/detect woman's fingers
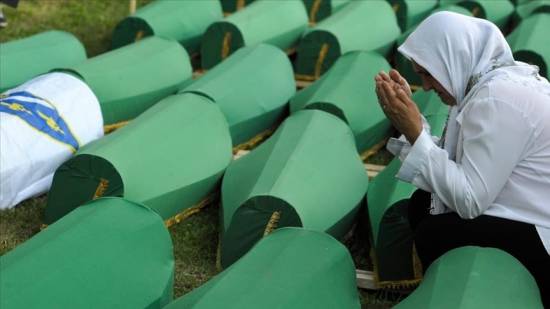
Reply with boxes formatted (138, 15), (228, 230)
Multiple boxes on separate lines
(376, 82), (388, 105)
(380, 71), (391, 82)
(395, 88), (413, 110)
(381, 81), (396, 98)
(390, 69), (412, 96)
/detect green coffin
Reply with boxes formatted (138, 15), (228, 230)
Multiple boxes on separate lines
(366, 90), (448, 288)
(294, 0), (400, 80)
(513, 1), (550, 25)
(220, 110), (369, 267)
(221, 0), (255, 14)
(512, 0), (533, 5)
(439, 0), (464, 5)
(166, 228), (360, 309)
(201, 0), (308, 69)
(396, 5), (473, 88)
(388, 0), (438, 32)
(44, 93), (232, 224)
(290, 51), (392, 153)
(302, 0), (351, 24)
(61, 36), (192, 125)
(112, 0), (222, 54)
(395, 247), (544, 308)
(0, 30), (86, 93)
(1, 197), (174, 309)
(181, 44), (295, 146)
(456, 0), (514, 28)
(507, 13), (550, 78)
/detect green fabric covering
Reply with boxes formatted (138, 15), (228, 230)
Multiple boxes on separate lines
(388, 0), (438, 32)
(220, 110), (369, 267)
(513, 0), (550, 24)
(181, 44), (295, 145)
(439, 0), (464, 5)
(44, 93), (232, 224)
(395, 5), (473, 88)
(166, 228), (361, 309)
(302, 0), (351, 24)
(395, 247), (544, 308)
(294, 0), (400, 80)
(220, 0), (256, 13)
(0, 30), (86, 93)
(290, 51), (392, 152)
(112, 0), (222, 54)
(366, 90), (448, 287)
(201, 0), (308, 69)
(512, 0), (534, 5)
(61, 36), (192, 125)
(507, 13), (550, 78)
(457, 0), (514, 28)
(1, 197), (174, 309)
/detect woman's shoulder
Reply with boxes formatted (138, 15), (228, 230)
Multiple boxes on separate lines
(464, 74), (550, 131)
(470, 73), (550, 107)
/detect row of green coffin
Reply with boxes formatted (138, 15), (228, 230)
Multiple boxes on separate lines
(111, 0), (222, 54)
(1, 198), (361, 308)
(293, 0), (520, 79)
(201, 0), (308, 69)
(222, 0), (452, 31)
(5, 0), (538, 106)
(2, 197), (542, 308)
(1, 33), (193, 125)
(110, 0), (436, 77)
(177, 246), (544, 308)
(204, 0), (402, 76)
(5, 0), (543, 94)
(221, 0), (351, 24)
(43, 43), (295, 225)
(44, 50), (395, 271)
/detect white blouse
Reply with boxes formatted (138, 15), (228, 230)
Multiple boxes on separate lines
(390, 76), (550, 255)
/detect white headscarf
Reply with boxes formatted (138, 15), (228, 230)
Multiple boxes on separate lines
(397, 11), (546, 213)
(398, 11), (515, 105)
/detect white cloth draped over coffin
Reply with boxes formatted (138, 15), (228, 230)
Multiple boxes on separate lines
(0, 72), (103, 209)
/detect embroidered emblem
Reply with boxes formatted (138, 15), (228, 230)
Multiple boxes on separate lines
(0, 91), (80, 152)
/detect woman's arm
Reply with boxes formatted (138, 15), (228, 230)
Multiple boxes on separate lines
(398, 92), (534, 218)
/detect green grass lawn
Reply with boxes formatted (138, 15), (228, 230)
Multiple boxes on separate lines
(0, 1), (399, 307)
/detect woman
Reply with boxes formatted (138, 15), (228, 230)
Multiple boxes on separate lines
(375, 12), (550, 306)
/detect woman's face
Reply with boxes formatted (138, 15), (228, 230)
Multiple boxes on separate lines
(412, 61), (457, 106)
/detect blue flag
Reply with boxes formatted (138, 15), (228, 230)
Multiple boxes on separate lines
(0, 91), (80, 152)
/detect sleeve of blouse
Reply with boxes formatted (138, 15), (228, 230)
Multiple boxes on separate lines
(396, 92), (534, 219)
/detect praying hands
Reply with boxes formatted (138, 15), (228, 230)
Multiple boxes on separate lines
(374, 69), (422, 144)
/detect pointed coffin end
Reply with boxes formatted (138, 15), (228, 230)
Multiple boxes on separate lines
(220, 195), (302, 269)
(44, 153), (123, 225)
(201, 22), (245, 70)
(295, 30), (341, 80)
(111, 17), (154, 50)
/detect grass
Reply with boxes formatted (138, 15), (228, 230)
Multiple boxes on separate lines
(0, 0), (399, 307)
(0, 0), (153, 56)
